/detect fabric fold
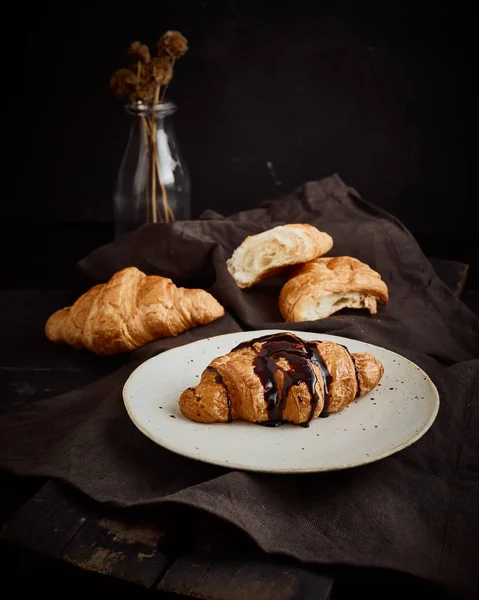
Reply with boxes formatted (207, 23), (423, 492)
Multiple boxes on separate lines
(1, 175), (478, 598)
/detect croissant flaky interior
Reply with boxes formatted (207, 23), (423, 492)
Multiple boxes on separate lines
(279, 256), (389, 322)
(45, 267), (224, 355)
(226, 224), (333, 289)
(179, 332), (384, 426)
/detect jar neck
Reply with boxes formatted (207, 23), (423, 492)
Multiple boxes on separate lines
(125, 101), (176, 119)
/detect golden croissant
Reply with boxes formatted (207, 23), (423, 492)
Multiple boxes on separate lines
(179, 332), (383, 426)
(279, 256), (389, 322)
(226, 224), (333, 289)
(45, 267), (225, 355)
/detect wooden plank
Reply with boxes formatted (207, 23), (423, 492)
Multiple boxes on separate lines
(158, 552), (214, 595)
(61, 515), (169, 588)
(1, 446), (334, 597)
(157, 552), (334, 600)
(0, 480), (88, 557)
(1, 480), (170, 589)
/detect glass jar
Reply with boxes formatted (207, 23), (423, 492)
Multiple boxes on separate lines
(113, 101), (191, 238)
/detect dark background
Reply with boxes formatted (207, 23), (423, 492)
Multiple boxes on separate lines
(1, 4), (477, 596)
(4, 0), (476, 289)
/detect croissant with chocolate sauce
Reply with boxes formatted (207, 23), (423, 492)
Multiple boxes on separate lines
(179, 333), (384, 426)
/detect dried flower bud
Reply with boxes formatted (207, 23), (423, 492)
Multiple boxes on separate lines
(133, 61), (153, 103)
(152, 56), (173, 85)
(111, 30), (187, 106)
(157, 30), (188, 59)
(136, 81), (155, 104)
(109, 68), (137, 99)
(128, 40), (151, 63)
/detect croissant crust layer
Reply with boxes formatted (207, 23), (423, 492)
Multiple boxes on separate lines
(226, 224), (333, 289)
(279, 256), (389, 321)
(45, 267), (225, 355)
(179, 333), (384, 425)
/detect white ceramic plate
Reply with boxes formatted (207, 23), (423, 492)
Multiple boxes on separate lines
(123, 330), (439, 473)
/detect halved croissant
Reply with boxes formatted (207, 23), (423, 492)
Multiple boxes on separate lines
(179, 332), (383, 425)
(45, 267), (224, 355)
(279, 256), (389, 322)
(226, 224), (333, 289)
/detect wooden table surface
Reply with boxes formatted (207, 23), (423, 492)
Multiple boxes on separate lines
(0, 258), (470, 600)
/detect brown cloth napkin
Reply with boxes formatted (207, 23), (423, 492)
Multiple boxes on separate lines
(1, 175), (478, 598)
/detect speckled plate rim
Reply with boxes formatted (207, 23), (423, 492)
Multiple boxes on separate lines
(123, 329), (440, 473)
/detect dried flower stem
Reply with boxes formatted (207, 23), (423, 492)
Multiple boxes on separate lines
(153, 80), (162, 107)
(153, 142), (173, 223)
(167, 196), (175, 221)
(111, 32), (187, 226)
(150, 131), (157, 223)
(143, 119), (153, 220)
(160, 58), (175, 102)
(145, 160), (150, 223)
(136, 119), (150, 215)
(143, 111), (174, 223)
(149, 79), (161, 223)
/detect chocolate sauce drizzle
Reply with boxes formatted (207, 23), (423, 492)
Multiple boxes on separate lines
(232, 333), (333, 427)
(207, 366), (232, 422)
